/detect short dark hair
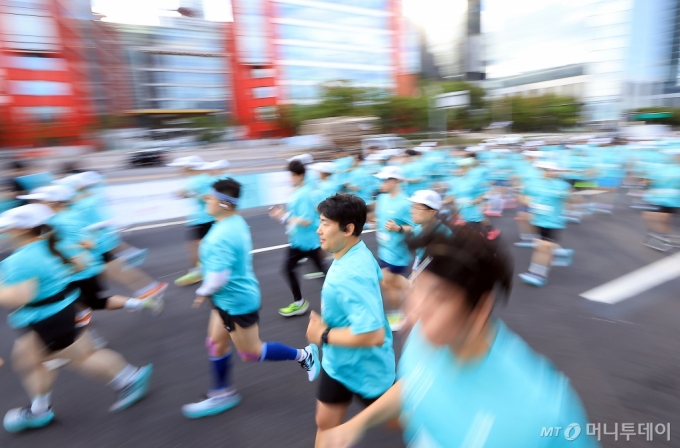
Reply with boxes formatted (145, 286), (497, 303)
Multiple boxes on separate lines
(212, 178), (242, 205)
(408, 224), (513, 309)
(318, 193), (366, 237)
(405, 149), (419, 156)
(356, 154), (365, 162)
(288, 160), (306, 176)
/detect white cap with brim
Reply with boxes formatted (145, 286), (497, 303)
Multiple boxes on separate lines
(534, 161), (563, 171)
(375, 166), (404, 180)
(408, 190), (442, 211)
(286, 153), (314, 165)
(465, 146), (484, 153)
(167, 155), (204, 167)
(309, 162), (335, 174)
(197, 160), (230, 171)
(366, 153), (389, 162)
(0, 204), (55, 230)
(17, 185), (77, 202)
(521, 150), (543, 158)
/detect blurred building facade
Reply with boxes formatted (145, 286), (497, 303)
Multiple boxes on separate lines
(115, 15), (231, 129)
(483, 0), (680, 123)
(0, 0), (98, 147)
(228, 0), (420, 138)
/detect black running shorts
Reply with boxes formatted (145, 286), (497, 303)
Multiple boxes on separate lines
(317, 368), (383, 407)
(216, 307), (259, 333)
(71, 276), (110, 310)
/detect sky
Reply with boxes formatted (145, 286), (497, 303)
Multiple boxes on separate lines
(92, 0), (454, 43)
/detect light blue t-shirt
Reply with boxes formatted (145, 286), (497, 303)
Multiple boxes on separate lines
(321, 240), (395, 398)
(375, 193), (414, 267)
(71, 193), (121, 255)
(2, 240), (78, 329)
(199, 215), (261, 315)
(447, 173), (488, 223)
(399, 321), (599, 448)
(643, 164), (680, 208)
(312, 178), (341, 207)
(49, 207), (105, 280)
(402, 160), (429, 196)
(525, 177), (571, 229)
(286, 183), (321, 251)
(185, 174), (215, 226)
(346, 166), (377, 204)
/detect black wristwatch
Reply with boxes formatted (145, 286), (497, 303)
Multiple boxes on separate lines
(398, 225), (404, 234)
(321, 327), (331, 345)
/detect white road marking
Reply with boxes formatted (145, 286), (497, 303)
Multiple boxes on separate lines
(580, 252), (680, 304)
(122, 221), (377, 254)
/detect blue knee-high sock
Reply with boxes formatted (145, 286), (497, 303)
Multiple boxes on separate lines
(259, 342), (300, 362)
(209, 352), (232, 393)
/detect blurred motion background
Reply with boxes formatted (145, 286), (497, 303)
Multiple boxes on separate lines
(1, 0), (680, 154)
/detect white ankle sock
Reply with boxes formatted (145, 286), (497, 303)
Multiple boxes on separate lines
(109, 364), (138, 391)
(529, 263), (549, 277)
(123, 298), (144, 311)
(294, 299), (305, 307)
(296, 349), (306, 362)
(31, 392), (51, 414)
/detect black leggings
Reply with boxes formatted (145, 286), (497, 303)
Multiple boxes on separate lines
(281, 247), (326, 302)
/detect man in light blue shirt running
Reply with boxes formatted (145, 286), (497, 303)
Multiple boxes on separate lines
(307, 193), (395, 447)
(317, 225), (599, 448)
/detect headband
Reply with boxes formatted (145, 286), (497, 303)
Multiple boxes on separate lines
(211, 189), (239, 205)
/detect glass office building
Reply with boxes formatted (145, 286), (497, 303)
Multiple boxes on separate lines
(119, 17), (230, 116)
(229, 0), (418, 137)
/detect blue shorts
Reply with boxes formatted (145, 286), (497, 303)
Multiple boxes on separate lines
(378, 259), (409, 276)
(493, 179), (511, 187)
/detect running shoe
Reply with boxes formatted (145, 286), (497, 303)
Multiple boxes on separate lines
(140, 285), (167, 317)
(387, 312), (406, 332)
(551, 249), (574, 267)
(278, 300), (309, 317)
(121, 248), (148, 271)
(138, 282), (168, 300)
(75, 309), (92, 328)
(182, 392), (242, 419)
(519, 272), (548, 287)
(299, 343), (320, 381)
(174, 270), (202, 287)
(303, 272), (325, 280)
(3, 407), (54, 433)
(110, 364), (153, 412)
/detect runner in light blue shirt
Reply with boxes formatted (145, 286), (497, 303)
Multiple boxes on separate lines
(374, 165), (414, 332)
(0, 203), (154, 434)
(307, 193), (395, 446)
(316, 225), (598, 448)
(184, 177), (320, 420)
(446, 157), (489, 225)
(518, 163), (574, 288)
(269, 160), (327, 317)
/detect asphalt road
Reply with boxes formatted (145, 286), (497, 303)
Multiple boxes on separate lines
(0, 200), (679, 448)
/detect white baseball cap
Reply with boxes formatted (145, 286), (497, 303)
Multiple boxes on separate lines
(375, 166), (404, 180)
(309, 162), (335, 174)
(456, 157), (477, 167)
(0, 203), (55, 229)
(167, 155), (204, 167)
(534, 161), (563, 171)
(286, 153), (314, 165)
(57, 171), (103, 189)
(408, 190), (442, 211)
(198, 160), (230, 171)
(17, 184), (77, 202)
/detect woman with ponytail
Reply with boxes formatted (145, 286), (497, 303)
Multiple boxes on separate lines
(0, 204), (153, 433)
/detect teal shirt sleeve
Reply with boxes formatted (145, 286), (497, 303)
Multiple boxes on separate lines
(202, 231), (235, 274)
(343, 276), (386, 335)
(287, 185), (321, 251)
